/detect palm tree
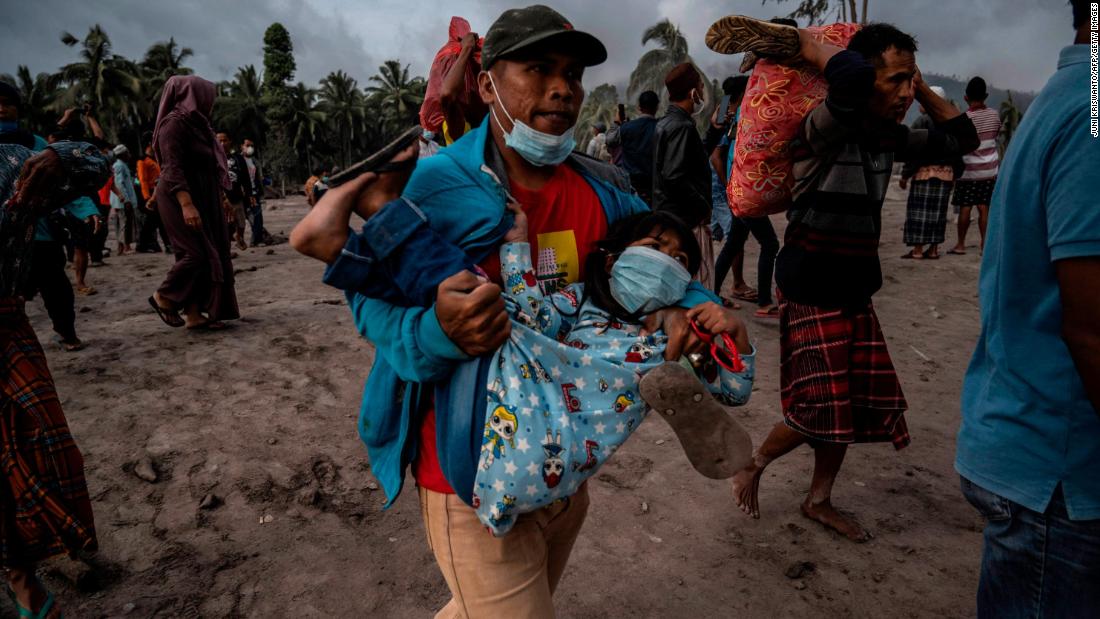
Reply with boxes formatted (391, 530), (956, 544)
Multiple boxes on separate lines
(627, 20), (690, 101)
(627, 20), (715, 129)
(318, 70), (366, 167)
(366, 60), (426, 140)
(143, 38), (194, 79)
(214, 65), (268, 145)
(765, 0), (870, 25)
(574, 84), (620, 151)
(998, 91), (1023, 157)
(286, 82), (326, 171)
(0, 66), (60, 135)
(55, 25), (141, 139)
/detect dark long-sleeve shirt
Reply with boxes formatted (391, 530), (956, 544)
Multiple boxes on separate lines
(652, 105), (712, 228)
(607, 114), (658, 181)
(776, 51), (979, 308)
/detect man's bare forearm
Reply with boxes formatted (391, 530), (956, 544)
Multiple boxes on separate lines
(289, 190), (353, 264)
(1056, 257), (1100, 418)
(798, 29), (845, 73)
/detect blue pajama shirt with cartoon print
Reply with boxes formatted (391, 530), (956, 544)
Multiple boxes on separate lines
(475, 242), (756, 535)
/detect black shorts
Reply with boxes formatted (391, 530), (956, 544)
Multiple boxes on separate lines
(65, 213), (91, 249)
(952, 178), (996, 210)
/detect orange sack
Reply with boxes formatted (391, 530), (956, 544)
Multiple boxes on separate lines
(419, 17), (483, 134)
(728, 23), (861, 218)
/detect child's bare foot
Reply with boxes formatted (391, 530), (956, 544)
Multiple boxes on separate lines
(800, 498), (872, 542)
(730, 456), (765, 518)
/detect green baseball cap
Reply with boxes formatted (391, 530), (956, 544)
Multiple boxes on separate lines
(481, 5), (607, 69)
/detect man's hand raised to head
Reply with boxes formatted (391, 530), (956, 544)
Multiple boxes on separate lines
(436, 270), (511, 357)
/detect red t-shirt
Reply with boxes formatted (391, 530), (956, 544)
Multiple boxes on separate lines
(414, 164), (609, 494)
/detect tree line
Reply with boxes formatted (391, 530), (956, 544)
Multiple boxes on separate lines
(1, 23), (425, 192)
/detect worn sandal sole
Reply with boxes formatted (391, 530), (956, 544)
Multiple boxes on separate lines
(639, 362), (753, 479)
(706, 15), (801, 57)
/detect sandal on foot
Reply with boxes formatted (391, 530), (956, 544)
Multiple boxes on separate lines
(76, 286), (97, 296)
(638, 362), (754, 479)
(947, 248), (966, 255)
(706, 15), (801, 58)
(900, 252), (922, 260)
(148, 296), (184, 328)
(327, 125), (422, 188)
(730, 287), (758, 302)
(754, 305), (779, 319)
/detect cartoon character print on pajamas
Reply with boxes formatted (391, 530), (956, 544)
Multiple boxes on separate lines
(472, 242), (758, 536)
(541, 430), (566, 489)
(481, 401), (518, 470)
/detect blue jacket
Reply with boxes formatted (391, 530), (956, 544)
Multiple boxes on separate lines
(342, 120), (717, 507)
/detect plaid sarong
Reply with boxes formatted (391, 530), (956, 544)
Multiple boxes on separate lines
(1, 298), (97, 568)
(903, 179), (952, 246)
(779, 299), (910, 449)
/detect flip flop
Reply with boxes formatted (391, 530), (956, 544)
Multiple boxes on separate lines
(754, 306), (779, 319)
(706, 15), (801, 58)
(327, 125), (422, 189)
(730, 287), (758, 302)
(148, 296), (184, 328)
(638, 362), (753, 479)
(76, 286), (97, 295)
(56, 337), (86, 352)
(900, 253), (922, 260)
(947, 249), (967, 255)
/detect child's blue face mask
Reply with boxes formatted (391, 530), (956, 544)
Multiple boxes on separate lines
(609, 246), (691, 315)
(487, 72), (576, 167)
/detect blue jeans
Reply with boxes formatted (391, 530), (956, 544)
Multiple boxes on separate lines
(249, 201), (267, 245)
(710, 170), (731, 242)
(322, 197), (473, 307)
(961, 476), (1100, 619)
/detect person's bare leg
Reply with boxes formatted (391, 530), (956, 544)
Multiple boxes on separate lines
(925, 243), (939, 258)
(73, 247), (89, 289)
(730, 421), (806, 518)
(799, 442), (871, 542)
(182, 301), (205, 328)
(6, 566), (59, 618)
(976, 203), (989, 253)
(732, 250), (747, 291)
(953, 206), (971, 253)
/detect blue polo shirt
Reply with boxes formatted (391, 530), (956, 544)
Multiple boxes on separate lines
(956, 45), (1100, 520)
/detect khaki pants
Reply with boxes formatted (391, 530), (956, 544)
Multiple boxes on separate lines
(418, 484), (590, 619)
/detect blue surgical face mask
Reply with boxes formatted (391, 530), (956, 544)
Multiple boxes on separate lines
(609, 246), (691, 315)
(487, 72), (576, 167)
(0, 120), (17, 133)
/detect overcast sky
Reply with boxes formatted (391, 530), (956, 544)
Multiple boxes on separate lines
(0, 0), (1075, 96)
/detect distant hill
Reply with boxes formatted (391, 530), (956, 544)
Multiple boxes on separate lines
(907, 73), (1035, 123)
(597, 71), (1036, 123)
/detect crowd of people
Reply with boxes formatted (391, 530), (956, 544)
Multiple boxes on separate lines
(2, 1), (1097, 617)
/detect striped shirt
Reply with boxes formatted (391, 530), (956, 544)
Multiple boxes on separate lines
(960, 105), (1001, 180)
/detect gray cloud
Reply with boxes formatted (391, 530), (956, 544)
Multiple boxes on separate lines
(1, 0), (1073, 97)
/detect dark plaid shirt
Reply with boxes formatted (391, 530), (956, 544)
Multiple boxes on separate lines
(776, 51), (978, 308)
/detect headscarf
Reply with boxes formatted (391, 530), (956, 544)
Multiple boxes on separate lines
(151, 75), (230, 190)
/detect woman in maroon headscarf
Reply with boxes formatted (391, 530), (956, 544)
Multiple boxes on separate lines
(148, 75), (239, 329)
